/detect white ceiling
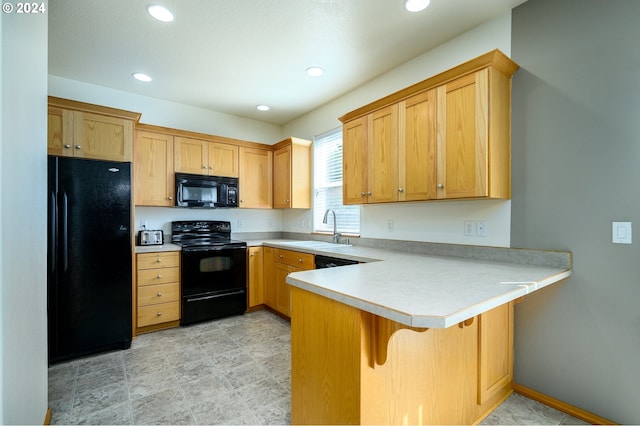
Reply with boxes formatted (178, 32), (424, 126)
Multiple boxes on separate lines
(48, 0), (526, 125)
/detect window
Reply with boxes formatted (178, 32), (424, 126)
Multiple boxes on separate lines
(313, 128), (360, 235)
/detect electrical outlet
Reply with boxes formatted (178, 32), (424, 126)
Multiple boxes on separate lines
(464, 221), (475, 236)
(476, 221), (487, 237)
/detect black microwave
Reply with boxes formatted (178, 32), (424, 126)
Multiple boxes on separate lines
(175, 173), (238, 208)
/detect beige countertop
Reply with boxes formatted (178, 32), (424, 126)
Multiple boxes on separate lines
(134, 238), (571, 328)
(134, 243), (182, 253)
(262, 240), (571, 329)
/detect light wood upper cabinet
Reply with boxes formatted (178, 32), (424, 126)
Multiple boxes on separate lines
(436, 67), (511, 199)
(134, 131), (174, 206)
(47, 106), (73, 156)
(209, 142), (239, 177)
(174, 137), (207, 174)
(174, 137), (239, 177)
(47, 97), (140, 162)
(398, 89), (437, 201)
(368, 105), (398, 203)
(273, 137), (312, 209)
(239, 146), (272, 209)
(73, 112), (134, 162)
(343, 117), (369, 204)
(340, 49), (517, 205)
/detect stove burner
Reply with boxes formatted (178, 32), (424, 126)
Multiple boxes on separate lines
(171, 220), (246, 249)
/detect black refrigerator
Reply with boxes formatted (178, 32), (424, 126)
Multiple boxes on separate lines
(48, 156), (132, 364)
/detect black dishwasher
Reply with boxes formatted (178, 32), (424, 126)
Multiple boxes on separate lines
(315, 255), (358, 269)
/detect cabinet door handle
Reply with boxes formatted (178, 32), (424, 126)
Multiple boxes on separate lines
(398, 188), (404, 193)
(298, 258), (303, 263)
(437, 183), (444, 189)
(168, 196), (173, 200)
(75, 145), (82, 150)
(286, 199), (290, 203)
(361, 192), (366, 197)
(157, 292), (162, 297)
(367, 191), (372, 196)
(202, 166), (207, 170)
(279, 255), (284, 259)
(156, 258), (162, 263)
(64, 144), (71, 149)
(157, 312), (162, 317)
(156, 274), (162, 279)
(209, 166), (213, 170)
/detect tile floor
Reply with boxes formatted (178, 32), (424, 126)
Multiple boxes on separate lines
(48, 309), (588, 425)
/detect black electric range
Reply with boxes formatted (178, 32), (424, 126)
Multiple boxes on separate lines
(171, 221), (247, 325)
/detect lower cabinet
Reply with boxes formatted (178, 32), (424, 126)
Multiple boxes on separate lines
(247, 247), (264, 308)
(263, 247), (314, 318)
(136, 251), (181, 333)
(291, 287), (514, 425)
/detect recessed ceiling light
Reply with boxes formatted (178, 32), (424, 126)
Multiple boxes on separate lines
(132, 72), (153, 82)
(256, 105), (270, 111)
(403, 0), (430, 12)
(146, 4), (174, 22)
(306, 66), (324, 77)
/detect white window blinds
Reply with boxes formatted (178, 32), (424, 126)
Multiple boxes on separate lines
(313, 128), (360, 234)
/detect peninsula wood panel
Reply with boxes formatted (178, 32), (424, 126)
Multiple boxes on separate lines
(398, 89), (437, 201)
(73, 111), (133, 162)
(361, 316), (478, 424)
(134, 131), (174, 206)
(291, 287), (362, 424)
(290, 287), (514, 425)
(478, 301), (513, 404)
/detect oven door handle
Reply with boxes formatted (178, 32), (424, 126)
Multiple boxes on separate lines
(186, 290), (245, 303)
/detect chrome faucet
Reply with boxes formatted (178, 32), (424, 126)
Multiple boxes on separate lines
(322, 209), (340, 244)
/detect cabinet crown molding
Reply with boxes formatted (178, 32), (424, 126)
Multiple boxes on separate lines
(339, 49), (519, 123)
(48, 96), (141, 122)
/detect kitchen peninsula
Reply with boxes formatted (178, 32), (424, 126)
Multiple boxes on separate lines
(281, 243), (571, 425)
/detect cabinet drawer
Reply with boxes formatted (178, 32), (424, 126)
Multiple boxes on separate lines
(137, 301), (180, 327)
(273, 249), (315, 269)
(138, 283), (180, 306)
(137, 267), (179, 286)
(137, 252), (180, 269)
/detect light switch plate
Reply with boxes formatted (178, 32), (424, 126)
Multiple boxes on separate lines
(612, 222), (632, 244)
(464, 221), (475, 236)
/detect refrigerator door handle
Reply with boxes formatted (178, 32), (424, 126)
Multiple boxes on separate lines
(62, 192), (69, 272)
(49, 191), (57, 274)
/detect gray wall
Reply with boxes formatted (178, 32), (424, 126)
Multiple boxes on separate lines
(1, 2), (49, 423)
(511, 0), (640, 423)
